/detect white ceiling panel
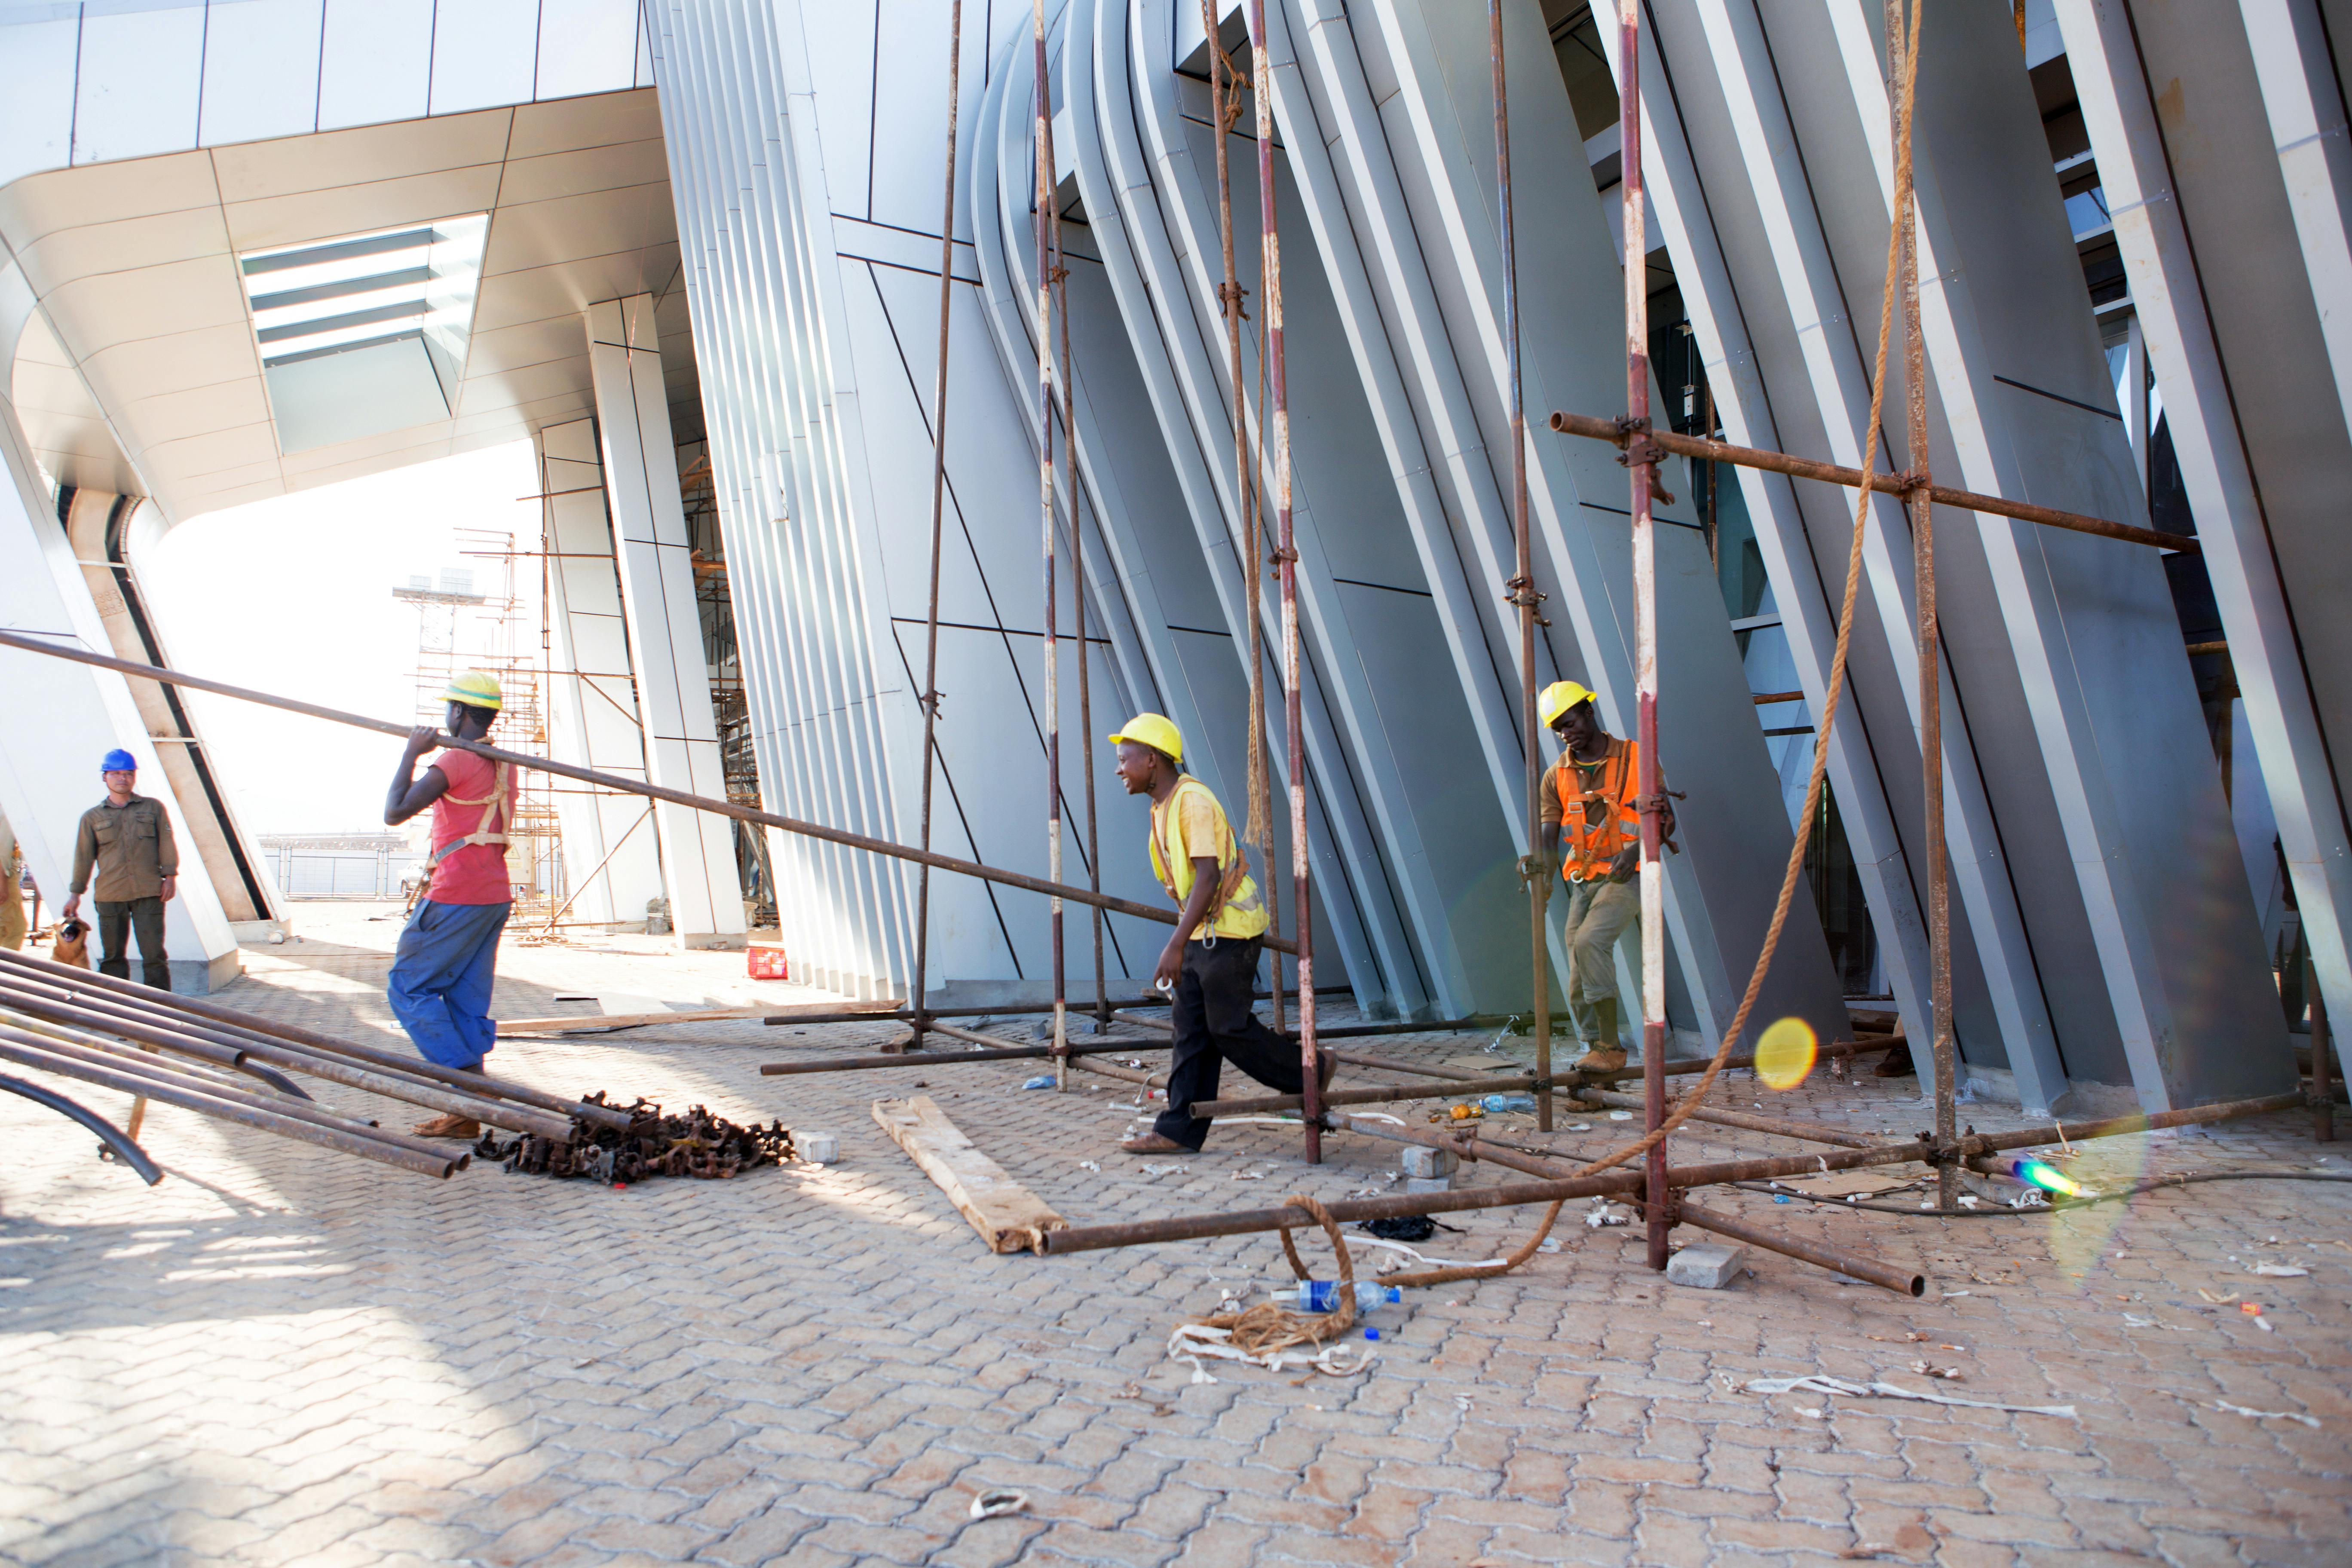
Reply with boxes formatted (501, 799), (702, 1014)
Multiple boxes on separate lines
(0, 152), (216, 251)
(199, 0), (331, 149)
(508, 87), (664, 159)
(0, 19), (80, 191)
(221, 167), (506, 253)
(429, 0), (541, 117)
(534, 0), (643, 103)
(495, 138), (671, 207)
(211, 110), (511, 205)
(45, 257), (251, 355)
(139, 418), (281, 481)
(465, 316), (589, 378)
(455, 354), (593, 417)
(481, 184), (676, 277)
(82, 322), (261, 402)
(470, 245), (680, 333)
(125, 376), (275, 446)
(16, 207), (234, 301)
(316, 0), (434, 133)
(73, 7), (206, 167)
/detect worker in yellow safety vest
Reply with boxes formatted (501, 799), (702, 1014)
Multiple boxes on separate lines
(1535, 681), (1675, 1072)
(1108, 713), (1332, 1155)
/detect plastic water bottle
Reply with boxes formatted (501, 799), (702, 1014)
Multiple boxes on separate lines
(1280, 1280), (1403, 1314)
(1482, 1092), (1537, 1113)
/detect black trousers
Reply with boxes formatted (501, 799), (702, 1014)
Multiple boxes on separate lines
(95, 896), (169, 988)
(1153, 937), (1302, 1150)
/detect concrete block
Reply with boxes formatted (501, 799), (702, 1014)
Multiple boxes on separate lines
(1665, 1242), (1746, 1289)
(1403, 1173), (1455, 1195)
(799, 1132), (840, 1165)
(1401, 1145), (1458, 1179)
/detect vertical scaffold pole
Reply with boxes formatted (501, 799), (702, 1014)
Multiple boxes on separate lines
(1246, 0), (1318, 1163)
(1490, 0), (1551, 1132)
(912, 0), (966, 1048)
(1888, 0), (1951, 1209)
(1618, 0), (1671, 1271)
(1203, 0), (1280, 1037)
(1056, 202), (1105, 1033)
(1034, 0), (1067, 1088)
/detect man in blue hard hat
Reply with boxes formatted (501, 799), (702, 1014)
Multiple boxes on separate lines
(383, 672), (514, 1138)
(63, 748), (178, 988)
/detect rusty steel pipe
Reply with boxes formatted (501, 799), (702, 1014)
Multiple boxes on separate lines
(0, 1029), (461, 1177)
(0, 961), (572, 1137)
(1195, 1074), (1539, 1118)
(1546, 412), (2194, 553)
(0, 631), (1298, 959)
(1042, 1089), (2303, 1253)
(1670, 1198), (1925, 1295)
(761, 1036), (1173, 1076)
(1321, 1050), (1499, 1083)
(1580, 1088), (1879, 1148)
(0, 1072), (162, 1184)
(0, 947), (624, 1130)
(0, 1023), (465, 1165)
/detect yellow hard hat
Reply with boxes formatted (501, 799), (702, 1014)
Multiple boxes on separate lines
(443, 670), (503, 711)
(1537, 680), (1597, 730)
(1108, 712), (1183, 763)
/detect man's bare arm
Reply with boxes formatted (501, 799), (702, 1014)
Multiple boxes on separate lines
(386, 726), (452, 825)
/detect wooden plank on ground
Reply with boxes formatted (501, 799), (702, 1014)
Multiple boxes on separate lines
(872, 1094), (1066, 1254)
(499, 998), (903, 1036)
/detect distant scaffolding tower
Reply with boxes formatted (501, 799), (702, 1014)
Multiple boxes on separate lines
(392, 536), (566, 920)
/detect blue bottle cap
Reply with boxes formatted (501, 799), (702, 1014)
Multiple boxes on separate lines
(1364, 1327), (1380, 1340)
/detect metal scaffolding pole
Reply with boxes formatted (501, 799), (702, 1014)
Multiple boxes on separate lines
(910, 0), (964, 1050)
(1491, 0), (1553, 1134)
(1246, 0), (1319, 1164)
(1617, 0), (1672, 1273)
(1034, 0), (1068, 1089)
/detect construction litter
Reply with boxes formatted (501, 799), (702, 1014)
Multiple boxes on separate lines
(1742, 1375), (2078, 1419)
(477, 1095), (794, 1182)
(2209, 1400), (2320, 1428)
(968, 1489), (1030, 1519)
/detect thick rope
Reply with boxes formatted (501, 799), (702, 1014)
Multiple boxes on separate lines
(1189, 1194), (1358, 1353)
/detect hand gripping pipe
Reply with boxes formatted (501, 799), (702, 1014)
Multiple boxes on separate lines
(0, 631), (1298, 958)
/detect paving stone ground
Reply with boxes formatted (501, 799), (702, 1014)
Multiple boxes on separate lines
(4, 903), (2348, 1567)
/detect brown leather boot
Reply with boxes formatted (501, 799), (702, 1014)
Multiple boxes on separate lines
(412, 1113), (481, 1139)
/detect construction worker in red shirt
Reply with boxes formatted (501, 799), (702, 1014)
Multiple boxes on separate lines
(1535, 681), (1674, 1073)
(383, 671), (514, 1137)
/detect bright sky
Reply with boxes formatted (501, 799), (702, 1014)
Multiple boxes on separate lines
(141, 441), (543, 837)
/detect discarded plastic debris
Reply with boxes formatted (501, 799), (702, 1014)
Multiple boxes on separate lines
(2211, 1400), (2319, 1428)
(2248, 1263), (2309, 1277)
(1481, 1093), (1537, 1113)
(1022, 1075), (1056, 1090)
(1743, 1375), (2077, 1419)
(1586, 1198), (1630, 1228)
(969, 1489), (1030, 1519)
(1279, 1280), (1403, 1314)
(1608, 1110), (1634, 1121)
(1141, 1163), (1191, 1176)
(1363, 1215), (1437, 1243)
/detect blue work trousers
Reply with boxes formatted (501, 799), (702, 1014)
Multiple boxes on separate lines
(388, 899), (509, 1069)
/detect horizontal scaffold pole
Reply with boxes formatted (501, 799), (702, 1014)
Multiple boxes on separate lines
(0, 629), (1295, 956)
(1547, 411), (2196, 554)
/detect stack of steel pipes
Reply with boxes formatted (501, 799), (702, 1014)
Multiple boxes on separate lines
(0, 948), (626, 1180)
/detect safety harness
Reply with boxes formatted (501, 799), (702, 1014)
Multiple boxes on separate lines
(419, 759), (513, 897)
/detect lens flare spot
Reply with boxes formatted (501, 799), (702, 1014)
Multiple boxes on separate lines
(1755, 1017), (1817, 1090)
(2010, 1156), (2086, 1198)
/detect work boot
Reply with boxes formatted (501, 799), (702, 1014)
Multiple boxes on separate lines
(412, 1113), (481, 1139)
(1120, 1132), (1190, 1155)
(1578, 999), (1627, 1073)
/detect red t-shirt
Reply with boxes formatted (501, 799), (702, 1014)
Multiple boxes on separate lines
(426, 748), (512, 906)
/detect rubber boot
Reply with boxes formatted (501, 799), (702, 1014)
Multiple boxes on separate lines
(1579, 997), (1627, 1073)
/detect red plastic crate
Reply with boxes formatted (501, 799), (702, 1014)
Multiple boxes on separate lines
(746, 943), (789, 980)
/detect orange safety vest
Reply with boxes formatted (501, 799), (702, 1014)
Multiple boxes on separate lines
(1556, 738), (1642, 883)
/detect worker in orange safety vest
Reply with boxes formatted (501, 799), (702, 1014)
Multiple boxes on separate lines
(1534, 681), (1674, 1072)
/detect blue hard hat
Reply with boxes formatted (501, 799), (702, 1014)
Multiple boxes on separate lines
(101, 748), (137, 773)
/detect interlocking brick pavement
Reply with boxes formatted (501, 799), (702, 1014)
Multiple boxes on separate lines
(3, 903), (2348, 1565)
